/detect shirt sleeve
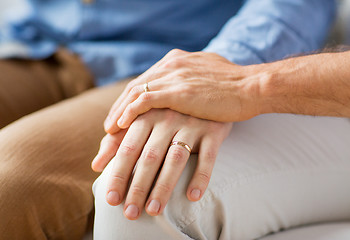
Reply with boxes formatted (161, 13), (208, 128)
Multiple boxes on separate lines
(203, 0), (336, 65)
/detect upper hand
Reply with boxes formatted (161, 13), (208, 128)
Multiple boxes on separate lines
(92, 109), (232, 220)
(104, 49), (261, 134)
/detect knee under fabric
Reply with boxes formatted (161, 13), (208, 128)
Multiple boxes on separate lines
(93, 114), (350, 240)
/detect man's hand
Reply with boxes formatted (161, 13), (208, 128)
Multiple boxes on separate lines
(92, 109), (232, 220)
(104, 50), (350, 135)
(104, 49), (261, 134)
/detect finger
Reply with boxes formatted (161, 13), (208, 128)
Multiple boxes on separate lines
(123, 125), (176, 220)
(186, 136), (220, 202)
(118, 90), (175, 129)
(145, 131), (196, 216)
(91, 130), (127, 172)
(108, 54), (166, 114)
(104, 80), (140, 132)
(104, 74), (166, 134)
(105, 84), (146, 134)
(106, 119), (153, 206)
(106, 48), (185, 123)
(114, 80), (169, 126)
(105, 49), (187, 132)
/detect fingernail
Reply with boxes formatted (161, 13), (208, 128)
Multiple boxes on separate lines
(125, 205), (139, 219)
(106, 191), (120, 206)
(190, 189), (201, 200)
(147, 200), (160, 214)
(117, 115), (124, 128)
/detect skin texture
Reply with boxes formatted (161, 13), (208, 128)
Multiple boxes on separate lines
(92, 109), (232, 220)
(94, 49), (350, 220)
(257, 51), (350, 118)
(104, 49), (350, 135)
(103, 49), (261, 134)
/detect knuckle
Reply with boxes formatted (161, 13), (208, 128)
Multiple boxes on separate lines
(185, 116), (200, 127)
(164, 58), (182, 69)
(205, 122), (222, 134)
(178, 84), (193, 97)
(203, 150), (217, 164)
(100, 138), (119, 156)
(136, 108), (157, 122)
(133, 117), (149, 129)
(126, 104), (135, 116)
(167, 49), (184, 57)
(196, 170), (211, 185)
(174, 68), (190, 79)
(140, 92), (152, 102)
(130, 86), (140, 97)
(143, 148), (161, 165)
(110, 173), (127, 185)
(163, 109), (178, 122)
(129, 184), (147, 196)
(169, 147), (187, 165)
(125, 82), (133, 91)
(119, 143), (137, 156)
(126, 81), (137, 92)
(157, 110), (178, 128)
(155, 182), (172, 194)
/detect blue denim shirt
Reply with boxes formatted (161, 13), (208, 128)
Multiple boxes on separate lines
(0, 0), (335, 86)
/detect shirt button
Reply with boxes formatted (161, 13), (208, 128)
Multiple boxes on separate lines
(82, 0), (94, 4)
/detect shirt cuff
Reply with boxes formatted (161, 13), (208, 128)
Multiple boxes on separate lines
(203, 41), (264, 66)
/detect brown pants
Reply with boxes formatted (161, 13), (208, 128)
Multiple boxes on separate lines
(0, 49), (129, 239)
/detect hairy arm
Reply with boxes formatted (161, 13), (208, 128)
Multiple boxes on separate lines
(258, 51), (350, 118)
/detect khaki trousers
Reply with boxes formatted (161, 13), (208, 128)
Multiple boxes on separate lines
(0, 50), (130, 239)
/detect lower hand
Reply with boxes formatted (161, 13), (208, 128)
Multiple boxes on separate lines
(92, 109), (232, 220)
(104, 49), (261, 134)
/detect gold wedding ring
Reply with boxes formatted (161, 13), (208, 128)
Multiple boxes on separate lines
(143, 82), (150, 93)
(170, 141), (192, 154)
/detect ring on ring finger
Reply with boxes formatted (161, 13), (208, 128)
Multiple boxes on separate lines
(170, 141), (192, 154)
(143, 83), (150, 93)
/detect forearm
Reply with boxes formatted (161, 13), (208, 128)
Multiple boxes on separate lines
(256, 51), (350, 118)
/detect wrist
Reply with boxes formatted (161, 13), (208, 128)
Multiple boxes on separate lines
(254, 52), (350, 117)
(254, 57), (312, 115)
(233, 64), (272, 120)
(238, 62), (283, 117)
(244, 58), (304, 116)
(255, 61), (290, 115)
